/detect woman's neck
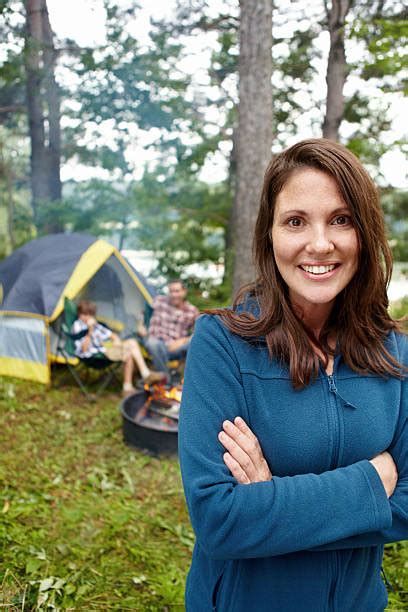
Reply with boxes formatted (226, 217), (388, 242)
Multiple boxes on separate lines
(290, 298), (336, 374)
(293, 302), (334, 338)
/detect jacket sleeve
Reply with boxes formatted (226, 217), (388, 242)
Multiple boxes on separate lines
(311, 334), (408, 551)
(178, 315), (393, 560)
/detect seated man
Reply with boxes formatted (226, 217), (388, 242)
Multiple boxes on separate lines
(139, 280), (199, 380)
(72, 300), (165, 396)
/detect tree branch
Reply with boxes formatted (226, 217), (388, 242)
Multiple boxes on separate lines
(0, 104), (26, 114)
(323, 0), (330, 22)
(152, 13), (239, 37)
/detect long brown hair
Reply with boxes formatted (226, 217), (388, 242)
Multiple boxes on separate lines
(209, 138), (405, 388)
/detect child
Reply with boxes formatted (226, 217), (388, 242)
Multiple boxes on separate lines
(72, 300), (166, 396)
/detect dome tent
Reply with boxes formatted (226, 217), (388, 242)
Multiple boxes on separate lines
(0, 233), (154, 385)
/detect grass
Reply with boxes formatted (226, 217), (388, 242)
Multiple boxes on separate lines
(0, 373), (191, 610)
(0, 372), (407, 610)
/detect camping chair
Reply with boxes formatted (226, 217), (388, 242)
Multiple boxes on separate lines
(55, 297), (121, 399)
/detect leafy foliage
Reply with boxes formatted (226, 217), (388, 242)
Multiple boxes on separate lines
(0, 0), (407, 288)
(340, 1), (407, 170)
(0, 125), (34, 257)
(383, 189), (408, 262)
(390, 296), (408, 331)
(350, 3), (408, 91)
(133, 171), (229, 267)
(64, 1), (192, 176)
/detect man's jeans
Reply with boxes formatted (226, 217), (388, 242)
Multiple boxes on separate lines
(144, 336), (191, 379)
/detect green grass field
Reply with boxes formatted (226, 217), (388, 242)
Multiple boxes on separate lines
(0, 373), (407, 611)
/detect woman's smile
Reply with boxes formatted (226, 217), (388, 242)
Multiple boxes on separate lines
(298, 262), (339, 278)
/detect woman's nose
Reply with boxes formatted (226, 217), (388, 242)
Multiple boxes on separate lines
(305, 227), (334, 254)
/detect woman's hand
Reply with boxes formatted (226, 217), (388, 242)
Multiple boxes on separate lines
(369, 451), (398, 498)
(218, 417), (272, 484)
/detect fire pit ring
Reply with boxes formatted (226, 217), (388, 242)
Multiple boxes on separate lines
(121, 389), (178, 456)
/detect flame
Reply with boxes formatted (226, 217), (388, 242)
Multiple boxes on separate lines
(143, 381), (183, 404)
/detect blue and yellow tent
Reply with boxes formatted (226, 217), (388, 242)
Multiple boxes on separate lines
(0, 233), (154, 384)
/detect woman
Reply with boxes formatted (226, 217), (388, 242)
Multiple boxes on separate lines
(178, 139), (407, 612)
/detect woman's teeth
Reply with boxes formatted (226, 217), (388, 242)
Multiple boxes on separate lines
(301, 264), (336, 275)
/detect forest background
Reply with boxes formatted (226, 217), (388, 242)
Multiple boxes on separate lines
(0, 0), (407, 302)
(0, 1), (408, 609)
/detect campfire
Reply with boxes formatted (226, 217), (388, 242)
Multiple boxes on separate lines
(149, 382), (182, 404)
(134, 382), (183, 425)
(121, 386), (179, 455)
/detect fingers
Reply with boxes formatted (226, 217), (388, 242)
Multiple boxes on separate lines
(219, 417), (273, 483)
(233, 416), (258, 442)
(370, 451), (398, 498)
(223, 452), (250, 484)
(218, 430), (258, 482)
(222, 419), (263, 464)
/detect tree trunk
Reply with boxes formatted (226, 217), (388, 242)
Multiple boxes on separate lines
(24, 0), (62, 231)
(0, 140), (16, 254)
(41, 2), (61, 204)
(232, 0), (273, 295)
(223, 126), (237, 288)
(322, 0), (352, 141)
(25, 0), (48, 223)
(5, 167), (16, 253)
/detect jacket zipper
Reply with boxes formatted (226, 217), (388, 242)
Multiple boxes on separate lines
(327, 374), (344, 610)
(327, 374), (340, 469)
(329, 550), (339, 611)
(326, 372), (358, 611)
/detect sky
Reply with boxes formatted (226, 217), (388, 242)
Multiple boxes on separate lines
(46, 0), (407, 188)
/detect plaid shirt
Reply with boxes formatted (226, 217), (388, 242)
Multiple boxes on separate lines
(148, 295), (199, 343)
(72, 319), (112, 358)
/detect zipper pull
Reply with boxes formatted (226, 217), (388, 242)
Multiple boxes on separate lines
(327, 374), (337, 393)
(327, 374), (357, 409)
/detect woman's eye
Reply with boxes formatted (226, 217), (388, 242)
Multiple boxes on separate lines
(287, 217), (302, 227)
(332, 215), (352, 226)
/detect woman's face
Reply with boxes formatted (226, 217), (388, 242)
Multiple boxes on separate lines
(271, 168), (359, 319)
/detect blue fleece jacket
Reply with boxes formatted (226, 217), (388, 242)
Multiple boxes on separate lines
(178, 315), (408, 612)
